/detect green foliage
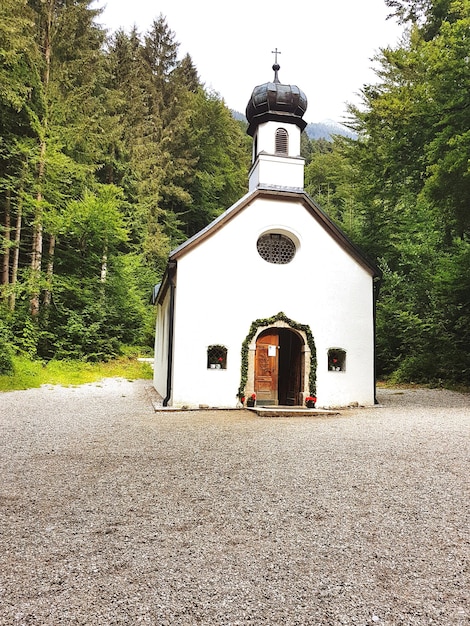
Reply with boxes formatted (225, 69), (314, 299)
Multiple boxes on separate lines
(182, 89), (250, 236)
(0, 306), (39, 357)
(0, 355), (152, 391)
(37, 253), (155, 361)
(300, 1), (470, 387)
(61, 185), (128, 268)
(1, 6), (249, 363)
(345, 0), (470, 385)
(304, 137), (361, 238)
(0, 319), (14, 374)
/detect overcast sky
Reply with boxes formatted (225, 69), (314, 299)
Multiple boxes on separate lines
(93, 0), (404, 124)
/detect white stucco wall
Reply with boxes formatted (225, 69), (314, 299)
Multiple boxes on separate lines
(157, 195), (375, 409)
(256, 120), (301, 156)
(248, 154), (304, 192)
(249, 120), (304, 192)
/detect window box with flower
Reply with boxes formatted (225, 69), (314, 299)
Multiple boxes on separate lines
(247, 393), (256, 407)
(328, 348), (346, 372)
(305, 395), (316, 408)
(207, 345), (227, 369)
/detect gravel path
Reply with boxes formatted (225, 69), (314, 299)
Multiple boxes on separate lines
(0, 381), (469, 625)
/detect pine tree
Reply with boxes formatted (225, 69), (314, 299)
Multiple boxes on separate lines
(25, 0), (106, 317)
(347, 0), (470, 383)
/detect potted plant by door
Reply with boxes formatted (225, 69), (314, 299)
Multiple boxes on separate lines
(247, 393), (256, 407)
(305, 395), (316, 408)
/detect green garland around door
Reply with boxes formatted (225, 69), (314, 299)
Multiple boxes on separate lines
(238, 311), (317, 400)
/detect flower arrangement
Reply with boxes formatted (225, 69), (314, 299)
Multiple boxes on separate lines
(208, 345), (226, 369)
(210, 356), (224, 369)
(331, 357), (341, 371)
(305, 395), (317, 408)
(328, 350), (345, 371)
(247, 393), (256, 407)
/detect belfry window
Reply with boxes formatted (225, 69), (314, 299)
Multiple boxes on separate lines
(275, 128), (289, 155)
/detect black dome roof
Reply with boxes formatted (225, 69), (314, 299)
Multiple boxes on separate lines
(246, 63), (308, 137)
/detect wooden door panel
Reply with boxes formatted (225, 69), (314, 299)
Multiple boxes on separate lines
(255, 332), (279, 404)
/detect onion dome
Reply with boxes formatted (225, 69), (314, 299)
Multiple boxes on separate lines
(246, 59), (308, 137)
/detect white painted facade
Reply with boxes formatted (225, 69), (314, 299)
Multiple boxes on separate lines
(249, 120), (304, 192)
(154, 74), (380, 409)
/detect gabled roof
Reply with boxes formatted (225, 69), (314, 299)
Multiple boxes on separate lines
(171, 186), (379, 273)
(154, 186), (380, 305)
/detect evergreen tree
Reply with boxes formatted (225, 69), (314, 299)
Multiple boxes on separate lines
(23, 0), (107, 318)
(0, 0), (38, 309)
(182, 89), (250, 237)
(347, 0), (470, 383)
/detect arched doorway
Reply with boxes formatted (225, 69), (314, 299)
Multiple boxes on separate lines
(254, 328), (304, 405)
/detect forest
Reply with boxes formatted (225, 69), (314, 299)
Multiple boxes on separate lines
(1, 0), (469, 387)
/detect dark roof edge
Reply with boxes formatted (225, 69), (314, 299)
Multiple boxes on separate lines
(154, 261), (177, 306)
(247, 112), (307, 136)
(168, 189), (256, 259)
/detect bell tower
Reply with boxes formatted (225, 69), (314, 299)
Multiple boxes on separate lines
(245, 51), (308, 192)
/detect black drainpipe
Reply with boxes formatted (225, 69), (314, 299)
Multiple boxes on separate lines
(163, 262), (176, 407)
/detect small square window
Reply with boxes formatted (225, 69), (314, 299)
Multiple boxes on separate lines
(207, 345), (227, 369)
(328, 348), (346, 372)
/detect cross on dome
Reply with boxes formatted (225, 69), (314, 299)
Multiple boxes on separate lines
(271, 48), (281, 64)
(245, 51), (308, 137)
(271, 48), (281, 83)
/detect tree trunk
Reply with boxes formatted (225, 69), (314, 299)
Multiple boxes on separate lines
(43, 233), (55, 308)
(100, 242), (108, 283)
(30, 1), (52, 318)
(30, 142), (45, 318)
(9, 197), (22, 312)
(1, 189), (11, 288)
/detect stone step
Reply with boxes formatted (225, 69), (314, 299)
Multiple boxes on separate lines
(248, 406), (340, 417)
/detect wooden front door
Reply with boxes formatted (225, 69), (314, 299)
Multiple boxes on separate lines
(254, 328), (304, 406)
(278, 329), (303, 405)
(254, 331), (279, 404)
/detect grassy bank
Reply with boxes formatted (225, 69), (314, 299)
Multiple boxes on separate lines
(0, 356), (153, 392)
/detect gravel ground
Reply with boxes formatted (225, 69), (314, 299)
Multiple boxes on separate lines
(0, 380), (469, 625)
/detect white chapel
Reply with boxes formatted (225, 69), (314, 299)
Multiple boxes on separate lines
(153, 61), (381, 409)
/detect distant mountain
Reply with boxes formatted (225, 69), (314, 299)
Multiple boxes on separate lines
(230, 111), (356, 141)
(231, 110), (247, 123)
(305, 120), (357, 141)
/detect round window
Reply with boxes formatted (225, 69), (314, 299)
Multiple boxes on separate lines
(257, 233), (296, 264)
